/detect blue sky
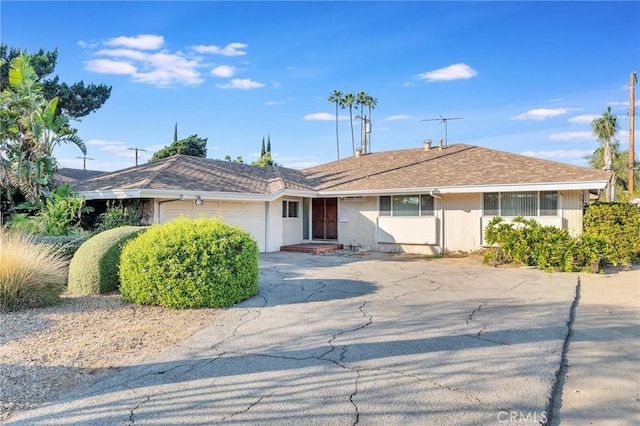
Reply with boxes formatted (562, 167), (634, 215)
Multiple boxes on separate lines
(2, 1), (639, 171)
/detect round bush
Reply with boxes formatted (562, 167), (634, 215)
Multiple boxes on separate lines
(68, 226), (147, 295)
(119, 217), (259, 309)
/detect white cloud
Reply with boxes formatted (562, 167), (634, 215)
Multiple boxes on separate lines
(87, 139), (126, 147)
(403, 82), (416, 87)
(384, 115), (411, 121)
(265, 97), (293, 106)
(304, 112), (334, 121)
(94, 48), (148, 61)
(512, 108), (570, 120)
(568, 114), (598, 124)
(88, 47), (204, 86)
(521, 149), (593, 162)
(192, 42), (248, 56)
(548, 131), (593, 141)
(607, 100), (640, 107)
(216, 78), (264, 89)
(105, 34), (164, 50)
(85, 59), (137, 75)
(417, 63), (477, 82)
(211, 65), (236, 77)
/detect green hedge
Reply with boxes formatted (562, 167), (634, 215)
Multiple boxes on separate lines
(119, 217), (259, 309)
(483, 216), (613, 272)
(67, 226), (147, 295)
(583, 202), (640, 265)
(31, 233), (90, 260)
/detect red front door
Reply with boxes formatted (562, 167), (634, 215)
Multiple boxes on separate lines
(312, 198), (338, 240)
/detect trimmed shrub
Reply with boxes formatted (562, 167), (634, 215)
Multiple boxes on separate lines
(583, 202), (640, 265)
(119, 217), (258, 309)
(31, 233), (90, 260)
(68, 226), (147, 295)
(0, 231), (67, 312)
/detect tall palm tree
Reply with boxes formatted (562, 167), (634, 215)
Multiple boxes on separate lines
(342, 93), (356, 156)
(586, 142), (639, 201)
(327, 90), (343, 160)
(591, 106), (619, 200)
(365, 95), (378, 152)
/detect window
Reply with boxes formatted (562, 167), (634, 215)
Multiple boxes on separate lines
(483, 191), (558, 216)
(379, 195), (435, 216)
(282, 200), (299, 218)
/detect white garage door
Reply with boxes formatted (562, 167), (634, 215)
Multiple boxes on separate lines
(160, 200), (266, 252)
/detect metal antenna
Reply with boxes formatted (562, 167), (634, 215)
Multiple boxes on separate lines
(128, 147), (147, 166)
(76, 155), (94, 170)
(421, 115), (463, 145)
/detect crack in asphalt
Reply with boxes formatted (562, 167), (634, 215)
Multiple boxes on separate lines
(350, 370), (361, 425)
(127, 395), (150, 424)
(222, 391), (275, 421)
(545, 277), (581, 425)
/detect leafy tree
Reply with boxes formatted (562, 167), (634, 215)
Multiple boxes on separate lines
(1, 44), (111, 119)
(591, 106), (619, 200)
(224, 155), (244, 164)
(150, 134), (207, 161)
(341, 93), (356, 156)
(328, 90), (343, 159)
(1, 55), (86, 210)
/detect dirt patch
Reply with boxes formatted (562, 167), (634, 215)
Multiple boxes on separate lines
(0, 293), (222, 422)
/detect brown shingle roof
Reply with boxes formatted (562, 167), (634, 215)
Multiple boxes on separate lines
(71, 155), (315, 195)
(301, 144), (611, 192)
(71, 145), (611, 197)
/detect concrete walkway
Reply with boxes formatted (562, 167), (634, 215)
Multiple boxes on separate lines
(6, 252), (634, 425)
(555, 265), (640, 426)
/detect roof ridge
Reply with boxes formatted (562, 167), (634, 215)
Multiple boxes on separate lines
(143, 155), (182, 188)
(272, 164), (287, 189)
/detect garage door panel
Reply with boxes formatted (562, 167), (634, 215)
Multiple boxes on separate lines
(160, 200), (266, 252)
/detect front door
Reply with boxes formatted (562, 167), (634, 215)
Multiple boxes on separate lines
(312, 198), (338, 240)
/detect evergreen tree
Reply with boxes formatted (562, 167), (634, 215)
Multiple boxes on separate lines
(266, 134), (271, 153)
(261, 137), (266, 157)
(150, 134), (207, 161)
(173, 122), (178, 143)
(1, 44), (111, 119)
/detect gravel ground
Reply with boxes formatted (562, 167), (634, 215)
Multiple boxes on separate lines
(0, 293), (222, 422)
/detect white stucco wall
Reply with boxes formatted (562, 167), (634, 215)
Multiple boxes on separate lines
(336, 197), (441, 255)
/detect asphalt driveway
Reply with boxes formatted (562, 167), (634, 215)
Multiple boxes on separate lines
(7, 252), (581, 425)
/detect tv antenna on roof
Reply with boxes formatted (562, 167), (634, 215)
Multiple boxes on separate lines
(76, 155), (94, 170)
(421, 115), (463, 145)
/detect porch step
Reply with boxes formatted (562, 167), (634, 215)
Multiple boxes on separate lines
(280, 243), (344, 255)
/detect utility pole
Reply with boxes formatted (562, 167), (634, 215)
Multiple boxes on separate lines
(629, 72), (636, 201)
(128, 147), (147, 166)
(76, 156), (94, 170)
(356, 115), (370, 154)
(422, 115), (463, 145)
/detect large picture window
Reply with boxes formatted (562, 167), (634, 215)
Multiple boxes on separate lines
(282, 200), (299, 218)
(379, 195), (435, 216)
(483, 191), (558, 216)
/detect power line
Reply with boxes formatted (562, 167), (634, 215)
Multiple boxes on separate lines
(75, 156), (94, 170)
(421, 115), (463, 145)
(128, 147), (147, 166)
